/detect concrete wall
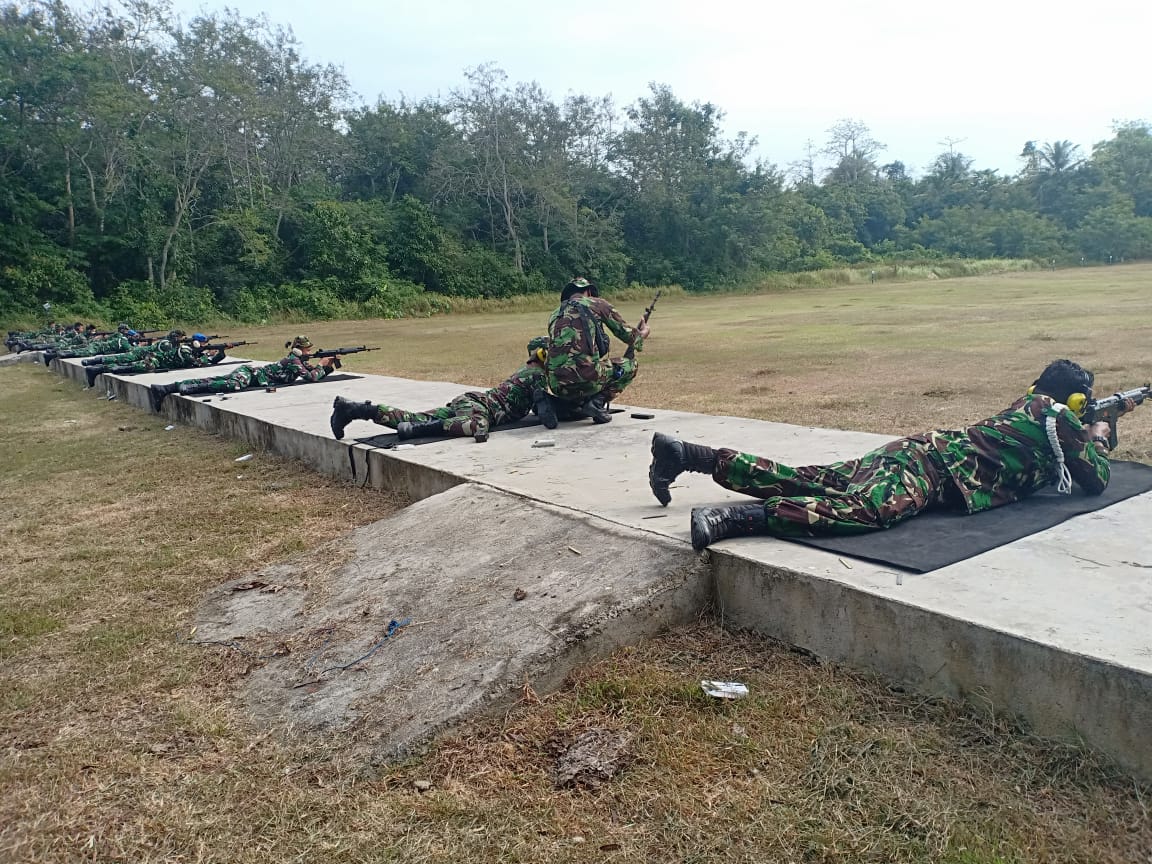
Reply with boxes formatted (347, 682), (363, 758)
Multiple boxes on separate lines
(712, 552), (1152, 779)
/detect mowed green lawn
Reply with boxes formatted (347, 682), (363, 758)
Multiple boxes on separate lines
(223, 263), (1152, 461)
(2, 264), (1151, 864)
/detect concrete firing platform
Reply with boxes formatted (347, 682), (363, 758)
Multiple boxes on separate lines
(0, 350), (48, 366)
(48, 357), (1152, 777)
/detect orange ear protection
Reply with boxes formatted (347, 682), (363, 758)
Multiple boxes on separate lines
(1028, 385), (1088, 417)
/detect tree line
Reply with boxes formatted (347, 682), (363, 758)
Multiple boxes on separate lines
(4, 0), (1152, 325)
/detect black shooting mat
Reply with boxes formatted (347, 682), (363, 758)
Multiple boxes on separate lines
(787, 460), (1152, 573)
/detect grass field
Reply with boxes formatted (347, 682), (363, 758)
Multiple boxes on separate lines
(2, 264), (1152, 863)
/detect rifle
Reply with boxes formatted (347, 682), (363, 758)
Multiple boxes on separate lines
(199, 341), (254, 352)
(624, 290), (661, 360)
(89, 328), (162, 338)
(310, 346), (380, 369)
(1083, 384), (1151, 449)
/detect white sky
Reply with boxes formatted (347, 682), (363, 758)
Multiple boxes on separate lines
(169, 0), (1152, 178)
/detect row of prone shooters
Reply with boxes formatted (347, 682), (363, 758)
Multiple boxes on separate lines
(8, 322), (251, 371)
(140, 332), (635, 444)
(143, 276), (654, 443)
(52, 332), (378, 394)
(6, 320), (110, 353)
(8, 323), (370, 390)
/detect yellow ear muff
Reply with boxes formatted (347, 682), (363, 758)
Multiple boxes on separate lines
(534, 348), (547, 363)
(1028, 385), (1087, 416)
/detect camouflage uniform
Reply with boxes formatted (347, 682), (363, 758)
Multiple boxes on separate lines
(712, 394), (1110, 537)
(177, 354), (332, 392)
(601, 357), (639, 402)
(106, 340), (215, 372)
(59, 329), (88, 347)
(59, 334), (135, 357)
(97, 342), (161, 365)
(371, 364), (542, 438)
(545, 296), (643, 402)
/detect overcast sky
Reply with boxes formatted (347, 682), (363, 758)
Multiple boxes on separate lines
(168, 0), (1152, 179)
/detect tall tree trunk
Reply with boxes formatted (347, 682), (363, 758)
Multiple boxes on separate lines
(64, 156), (75, 246)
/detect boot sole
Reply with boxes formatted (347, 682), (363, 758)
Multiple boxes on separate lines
(689, 508), (711, 551)
(648, 433), (676, 507)
(535, 397), (558, 430)
(329, 396), (344, 440)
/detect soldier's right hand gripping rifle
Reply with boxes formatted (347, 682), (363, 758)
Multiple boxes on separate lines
(1083, 384), (1150, 449)
(624, 291), (661, 361)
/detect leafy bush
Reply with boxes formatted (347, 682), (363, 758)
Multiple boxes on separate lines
(0, 253), (96, 317)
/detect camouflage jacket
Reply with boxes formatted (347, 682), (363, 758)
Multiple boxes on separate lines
(259, 354), (333, 386)
(89, 334), (133, 354)
(151, 339), (195, 367)
(546, 296), (642, 367)
(927, 393), (1109, 513)
(466, 364), (543, 424)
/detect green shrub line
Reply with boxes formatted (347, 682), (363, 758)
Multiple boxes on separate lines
(1, 258), (1044, 332)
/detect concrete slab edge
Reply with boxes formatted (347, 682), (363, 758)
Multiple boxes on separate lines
(712, 552), (1152, 779)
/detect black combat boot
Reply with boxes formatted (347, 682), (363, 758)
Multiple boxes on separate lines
(148, 382), (181, 413)
(578, 393), (612, 424)
(81, 357), (105, 366)
(690, 504), (767, 551)
(85, 366), (103, 388)
(396, 419), (447, 440)
(177, 382), (213, 397)
(532, 387), (558, 430)
(42, 350), (58, 366)
(648, 432), (718, 506)
(330, 396), (379, 439)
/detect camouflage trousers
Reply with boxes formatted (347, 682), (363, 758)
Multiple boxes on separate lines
(97, 347), (152, 365)
(58, 337), (131, 357)
(713, 436), (953, 537)
(600, 357), (637, 402)
(374, 394), (494, 438)
(547, 356), (638, 404)
(546, 353), (615, 402)
(110, 355), (168, 373)
(182, 364), (269, 392)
